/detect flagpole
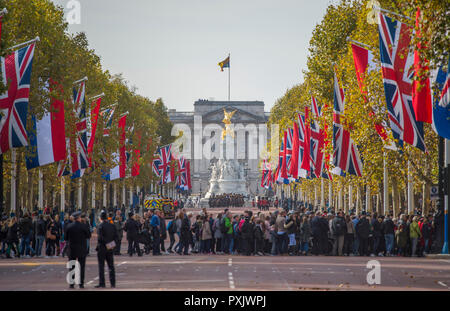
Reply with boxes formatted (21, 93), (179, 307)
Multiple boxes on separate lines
(228, 53), (230, 101)
(8, 36), (40, 51)
(383, 151), (388, 216)
(11, 149), (17, 213)
(61, 177), (65, 213)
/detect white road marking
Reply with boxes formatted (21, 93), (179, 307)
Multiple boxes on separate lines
(228, 258), (232, 267)
(228, 272), (235, 289)
(437, 281), (450, 290)
(439, 259), (450, 264)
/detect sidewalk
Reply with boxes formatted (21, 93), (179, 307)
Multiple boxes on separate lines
(425, 253), (450, 259)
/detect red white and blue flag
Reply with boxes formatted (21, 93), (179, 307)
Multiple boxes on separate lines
(310, 96), (325, 178)
(275, 138), (289, 184)
(0, 43), (36, 154)
(261, 160), (273, 189)
(102, 113), (127, 180)
(290, 112), (310, 179)
(87, 97), (102, 168)
(281, 128), (294, 182)
(26, 80), (66, 170)
(157, 144), (174, 185)
(70, 81), (88, 177)
(432, 56), (450, 139)
(101, 107), (115, 137)
(176, 156), (190, 190)
(332, 71), (363, 177)
(378, 13), (426, 151)
(350, 42), (397, 151)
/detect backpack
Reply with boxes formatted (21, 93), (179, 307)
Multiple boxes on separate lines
(220, 218), (227, 234)
(334, 218), (346, 236)
(168, 220), (176, 234)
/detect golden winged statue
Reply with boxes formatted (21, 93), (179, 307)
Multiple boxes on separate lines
(221, 108), (236, 140)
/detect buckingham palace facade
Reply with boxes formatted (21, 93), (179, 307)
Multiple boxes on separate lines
(168, 99), (270, 197)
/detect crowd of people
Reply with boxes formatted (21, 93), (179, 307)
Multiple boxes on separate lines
(0, 202), (443, 260)
(0, 211), (94, 259)
(208, 194), (245, 208)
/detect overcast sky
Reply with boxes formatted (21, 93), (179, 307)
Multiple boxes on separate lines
(52, 0), (333, 112)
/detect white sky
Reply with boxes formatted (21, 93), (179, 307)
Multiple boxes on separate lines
(52, 0), (333, 112)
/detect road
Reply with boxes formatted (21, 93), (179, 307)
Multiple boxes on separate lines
(1, 247), (450, 291)
(0, 207), (449, 291)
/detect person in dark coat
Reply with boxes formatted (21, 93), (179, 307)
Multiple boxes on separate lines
(356, 212), (370, 256)
(95, 211), (118, 288)
(124, 212), (141, 256)
(178, 212), (192, 255)
(65, 212), (91, 288)
(18, 213), (33, 257)
(6, 217), (19, 258)
(240, 215), (253, 256)
(158, 211), (167, 254)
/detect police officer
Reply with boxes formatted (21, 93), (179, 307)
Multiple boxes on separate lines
(95, 211), (118, 288)
(65, 211), (90, 289)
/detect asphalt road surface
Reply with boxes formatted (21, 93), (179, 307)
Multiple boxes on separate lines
(0, 207), (449, 291)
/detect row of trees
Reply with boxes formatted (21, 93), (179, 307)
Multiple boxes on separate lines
(267, 0), (449, 216)
(0, 0), (173, 213)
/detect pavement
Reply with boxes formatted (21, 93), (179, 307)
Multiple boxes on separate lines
(0, 207), (449, 291)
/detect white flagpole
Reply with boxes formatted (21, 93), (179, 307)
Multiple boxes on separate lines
(8, 36), (40, 51)
(408, 161), (414, 214)
(383, 152), (389, 215)
(73, 76), (88, 85)
(10, 149), (17, 213)
(113, 182), (117, 208)
(328, 180), (332, 210)
(103, 183), (107, 208)
(91, 182), (96, 209)
(366, 185), (371, 212)
(129, 185), (133, 209)
(228, 53), (230, 101)
(78, 179), (82, 210)
(38, 169), (43, 211)
(89, 93), (104, 101)
(122, 183), (126, 208)
(321, 178), (325, 209)
(61, 178), (65, 213)
(348, 184), (353, 213)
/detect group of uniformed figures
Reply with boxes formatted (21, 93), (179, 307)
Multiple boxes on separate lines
(208, 194), (245, 208)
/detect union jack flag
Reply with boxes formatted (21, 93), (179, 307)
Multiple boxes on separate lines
(261, 160), (273, 189)
(101, 107), (115, 137)
(332, 71), (363, 176)
(0, 44), (36, 154)
(281, 128), (294, 181)
(157, 144), (174, 184)
(176, 156), (189, 190)
(152, 154), (162, 177)
(290, 113), (310, 179)
(275, 139), (289, 184)
(70, 81), (88, 175)
(378, 13), (426, 151)
(310, 96), (325, 178)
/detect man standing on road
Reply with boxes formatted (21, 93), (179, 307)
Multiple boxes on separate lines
(95, 211), (118, 288)
(65, 211), (90, 289)
(124, 212), (141, 256)
(356, 212), (370, 256)
(382, 214), (395, 256)
(150, 209), (161, 256)
(113, 214), (124, 255)
(331, 211), (347, 256)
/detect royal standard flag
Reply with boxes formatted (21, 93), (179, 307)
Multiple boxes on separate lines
(218, 56), (230, 71)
